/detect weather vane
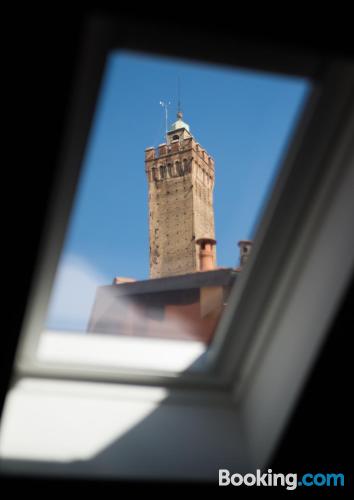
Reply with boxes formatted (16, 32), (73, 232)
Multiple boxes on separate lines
(159, 100), (170, 143)
(177, 77), (181, 114)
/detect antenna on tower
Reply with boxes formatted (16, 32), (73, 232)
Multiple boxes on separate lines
(159, 100), (170, 143)
(177, 77), (181, 114)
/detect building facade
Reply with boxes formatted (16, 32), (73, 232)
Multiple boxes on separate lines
(145, 112), (216, 278)
(87, 268), (236, 344)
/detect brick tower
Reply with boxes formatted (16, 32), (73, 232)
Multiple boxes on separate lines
(145, 112), (216, 278)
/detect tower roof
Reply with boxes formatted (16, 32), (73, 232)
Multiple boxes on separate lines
(169, 111), (190, 133)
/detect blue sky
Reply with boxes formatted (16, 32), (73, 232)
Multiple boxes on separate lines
(46, 50), (309, 331)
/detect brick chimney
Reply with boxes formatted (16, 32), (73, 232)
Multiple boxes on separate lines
(196, 238), (216, 271)
(238, 240), (252, 268)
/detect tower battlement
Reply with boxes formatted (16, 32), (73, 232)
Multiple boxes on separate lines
(145, 137), (214, 169)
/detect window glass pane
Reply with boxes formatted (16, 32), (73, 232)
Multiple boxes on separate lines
(40, 50), (310, 373)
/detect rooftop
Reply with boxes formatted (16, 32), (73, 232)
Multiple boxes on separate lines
(108, 267), (237, 297)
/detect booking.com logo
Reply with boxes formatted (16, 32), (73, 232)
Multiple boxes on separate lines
(219, 469), (345, 490)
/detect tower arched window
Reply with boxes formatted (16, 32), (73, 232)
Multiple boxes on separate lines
(160, 165), (166, 179)
(167, 163), (172, 177)
(176, 161), (183, 176)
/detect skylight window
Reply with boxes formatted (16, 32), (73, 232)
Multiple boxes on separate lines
(2, 18), (353, 483)
(16, 50), (310, 378)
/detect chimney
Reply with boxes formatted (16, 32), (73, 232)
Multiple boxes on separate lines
(196, 238), (216, 271)
(238, 240), (252, 268)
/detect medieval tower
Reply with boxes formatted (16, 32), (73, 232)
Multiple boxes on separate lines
(145, 112), (216, 278)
